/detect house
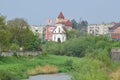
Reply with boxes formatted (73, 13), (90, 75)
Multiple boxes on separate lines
(30, 25), (45, 39)
(109, 23), (120, 40)
(45, 12), (72, 42)
(55, 12), (72, 30)
(88, 23), (115, 36)
(45, 24), (66, 42)
(52, 24), (66, 42)
(45, 25), (56, 41)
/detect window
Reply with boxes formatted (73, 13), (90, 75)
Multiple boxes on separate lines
(54, 36), (56, 40)
(59, 28), (60, 33)
(35, 30), (38, 32)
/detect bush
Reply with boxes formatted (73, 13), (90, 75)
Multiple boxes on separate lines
(85, 49), (111, 66)
(72, 58), (109, 80)
(64, 59), (73, 70)
(0, 70), (19, 80)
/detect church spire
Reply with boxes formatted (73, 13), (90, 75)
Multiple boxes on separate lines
(58, 12), (65, 19)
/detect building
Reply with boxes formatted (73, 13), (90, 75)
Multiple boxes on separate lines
(45, 12), (72, 42)
(55, 12), (72, 30)
(45, 25), (56, 41)
(52, 24), (66, 42)
(88, 23), (115, 35)
(109, 23), (120, 40)
(30, 25), (45, 39)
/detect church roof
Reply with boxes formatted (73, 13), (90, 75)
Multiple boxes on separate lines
(65, 20), (72, 26)
(58, 12), (65, 19)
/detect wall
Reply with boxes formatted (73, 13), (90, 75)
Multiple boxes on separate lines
(0, 51), (41, 57)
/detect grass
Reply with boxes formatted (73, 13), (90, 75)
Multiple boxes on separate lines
(27, 64), (58, 75)
(0, 54), (120, 80)
(0, 54), (73, 79)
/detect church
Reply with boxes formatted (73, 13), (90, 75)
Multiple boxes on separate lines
(45, 12), (72, 42)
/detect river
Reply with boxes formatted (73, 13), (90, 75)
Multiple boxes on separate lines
(29, 73), (71, 80)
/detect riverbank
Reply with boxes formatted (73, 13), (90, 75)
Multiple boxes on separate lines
(0, 54), (120, 80)
(0, 54), (74, 79)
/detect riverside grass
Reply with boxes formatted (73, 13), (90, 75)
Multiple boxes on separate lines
(0, 54), (120, 80)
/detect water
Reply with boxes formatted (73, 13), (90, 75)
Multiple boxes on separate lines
(29, 73), (71, 80)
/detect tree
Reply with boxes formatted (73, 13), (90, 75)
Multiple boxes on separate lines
(71, 19), (78, 29)
(26, 35), (41, 51)
(7, 18), (41, 51)
(0, 16), (11, 51)
(7, 18), (29, 28)
(77, 19), (88, 31)
(66, 29), (80, 39)
(77, 19), (88, 36)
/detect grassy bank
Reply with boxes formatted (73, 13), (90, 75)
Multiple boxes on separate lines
(0, 55), (74, 79)
(0, 55), (120, 80)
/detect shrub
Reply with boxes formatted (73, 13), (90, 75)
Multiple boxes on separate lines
(64, 59), (73, 70)
(0, 70), (19, 80)
(72, 58), (109, 80)
(85, 49), (111, 66)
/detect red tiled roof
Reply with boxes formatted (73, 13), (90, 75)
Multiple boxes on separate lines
(65, 20), (72, 26)
(63, 26), (67, 31)
(109, 23), (120, 30)
(58, 12), (65, 19)
(56, 21), (65, 24)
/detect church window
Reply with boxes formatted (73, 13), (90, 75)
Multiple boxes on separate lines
(59, 28), (60, 33)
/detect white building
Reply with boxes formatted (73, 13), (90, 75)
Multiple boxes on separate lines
(30, 25), (45, 39)
(87, 23), (115, 35)
(52, 24), (66, 42)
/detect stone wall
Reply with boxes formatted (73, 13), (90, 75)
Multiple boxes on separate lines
(111, 48), (120, 60)
(0, 51), (41, 57)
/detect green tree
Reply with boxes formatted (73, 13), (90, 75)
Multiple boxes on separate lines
(7, 18), (29, 28)
(66, 29), (80, 39)
(0, 16), (11, 51)
(71, 19), (78, 29)
(26, 35), (41, 51)
(7, 18), (40, 51)
(77, 19), (88, 36)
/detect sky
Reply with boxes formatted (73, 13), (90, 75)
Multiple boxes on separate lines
(0, 0), (120, 25)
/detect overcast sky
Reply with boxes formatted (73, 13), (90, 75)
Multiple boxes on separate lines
(0, 0), (120, 25)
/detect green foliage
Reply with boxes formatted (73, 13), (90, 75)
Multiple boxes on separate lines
(7, 18), (29, 28)
(0, 55), (74, 79)
(64, 59), (73, 70)
(72, 58), (109, 80)
(0, 70), (19, 80)
(0, 16), (11, 51)
(26, 35), (41, 51)
(42, 35), (120, 67)
(42, 42), (62, 55)
(66, 29), (80, 39)
(10, 43), (20, 52)
(0, 15), (41, 51)
(71, 19), (77, 29)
